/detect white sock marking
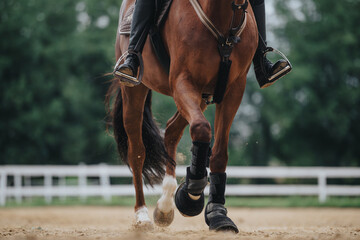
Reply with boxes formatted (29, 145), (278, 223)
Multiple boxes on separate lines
(135, 206), (151, 223)
(157, 174), (177, 213)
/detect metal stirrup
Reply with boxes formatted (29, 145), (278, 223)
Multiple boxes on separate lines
(113, 50), (145, 86)
(261, 47), (293, 81)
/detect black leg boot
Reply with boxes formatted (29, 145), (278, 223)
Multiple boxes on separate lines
(205, 172), (239, 233)
(114, 0), (156, 86)
(175, 141), (210, 217)
(250, 0), (292, 88)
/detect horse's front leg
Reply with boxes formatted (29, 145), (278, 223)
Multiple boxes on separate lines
(171, 75), (212, 217)
(122, 85), (153, 228)
(205, 77), (247, 233)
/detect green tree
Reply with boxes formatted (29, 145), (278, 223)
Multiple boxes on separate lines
(2, 0), (358, 168)
(230, 0), (360, 166)
(0, 0), (120, 164)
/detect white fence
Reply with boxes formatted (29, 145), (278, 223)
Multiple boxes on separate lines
(1, 164), (360, 206)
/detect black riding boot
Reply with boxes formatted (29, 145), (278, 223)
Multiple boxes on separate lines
(205, 173), (238, 233)
(114, 0), (156, 86)
(250, 0), (292, 88)
(175, 141), (210, 217)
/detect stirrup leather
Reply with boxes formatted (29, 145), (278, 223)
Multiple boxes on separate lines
(261, 47), (292, 81)
(113, 50), (145, 87)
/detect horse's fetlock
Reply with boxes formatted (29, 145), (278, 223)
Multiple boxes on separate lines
(208, 172), (227, 204)
(162, 175), (177, 194)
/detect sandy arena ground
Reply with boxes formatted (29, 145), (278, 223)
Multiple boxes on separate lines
(0, 207), (360, 240)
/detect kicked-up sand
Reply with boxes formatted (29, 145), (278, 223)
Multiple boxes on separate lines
(0, 206), (360, 240)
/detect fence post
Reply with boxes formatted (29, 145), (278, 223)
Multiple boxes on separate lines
(0, 170), (6, 206)
(99, 164), (111, 202)
(78, 163), (87, 201)
(318, 172), (327, 203)
(14, 174), (22, 204)
(24, 176), (31, 187)
(44, 174), (52, 204)
(59, 176), (66, 201)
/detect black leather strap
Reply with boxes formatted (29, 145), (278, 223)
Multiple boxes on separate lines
(201, 1), (248, 104)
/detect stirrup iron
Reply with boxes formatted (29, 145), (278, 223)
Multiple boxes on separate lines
(262, 47), (292, 81)
(113, 50), (144, 87)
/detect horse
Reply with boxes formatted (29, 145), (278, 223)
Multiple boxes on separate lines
(106, 0), (258, 232)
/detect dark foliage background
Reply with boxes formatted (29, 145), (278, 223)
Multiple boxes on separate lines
(1, 0), (359, 167)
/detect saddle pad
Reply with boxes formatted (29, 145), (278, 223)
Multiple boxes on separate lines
(119, 0), (173, 35)
(118, 4), (135, 34)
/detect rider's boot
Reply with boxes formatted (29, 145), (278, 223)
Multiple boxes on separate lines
(205, 172), (239, 233)
(175, 141), (210, 217)
(251, 0), (292, 88)
(113, 0), (156, 87)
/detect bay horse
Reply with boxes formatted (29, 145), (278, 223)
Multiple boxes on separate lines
(106, 0), (258, 232)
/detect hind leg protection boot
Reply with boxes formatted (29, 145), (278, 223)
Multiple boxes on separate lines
(250, 0), (292, 88)
(205, 172), (239, 233)
(175, 141), (210, 217)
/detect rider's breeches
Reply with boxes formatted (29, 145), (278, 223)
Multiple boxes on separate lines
(249, 0), (266, 42)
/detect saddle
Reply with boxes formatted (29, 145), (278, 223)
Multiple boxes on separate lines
(119, 0), (172, 74)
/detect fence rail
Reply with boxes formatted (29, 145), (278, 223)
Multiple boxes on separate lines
(1, 165), (360, 206)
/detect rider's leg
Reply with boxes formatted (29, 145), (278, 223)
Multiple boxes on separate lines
(114, 0), (156, 81)
(250, 0), (292, 88)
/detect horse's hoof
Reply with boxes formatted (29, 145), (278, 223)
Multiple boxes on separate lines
(175, 182), (205, 217)
(205, 203), (239, 233)
(208, 218), (238, 233)
(153, 205), (174, 227)
(134, 206), (154, 230)
(134, 220), (154, 231)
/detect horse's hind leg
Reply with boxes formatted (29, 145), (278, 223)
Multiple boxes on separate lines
(121, 85), (153, 228)
(153, 111), (186, 226)
(154, 101), (206, 226)
(204, 77), (246, 233)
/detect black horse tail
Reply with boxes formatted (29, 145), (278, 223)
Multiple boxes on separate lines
(106, 83), (174, 186)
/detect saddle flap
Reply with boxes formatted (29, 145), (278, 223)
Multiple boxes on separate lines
(119, 4), (135, 34)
